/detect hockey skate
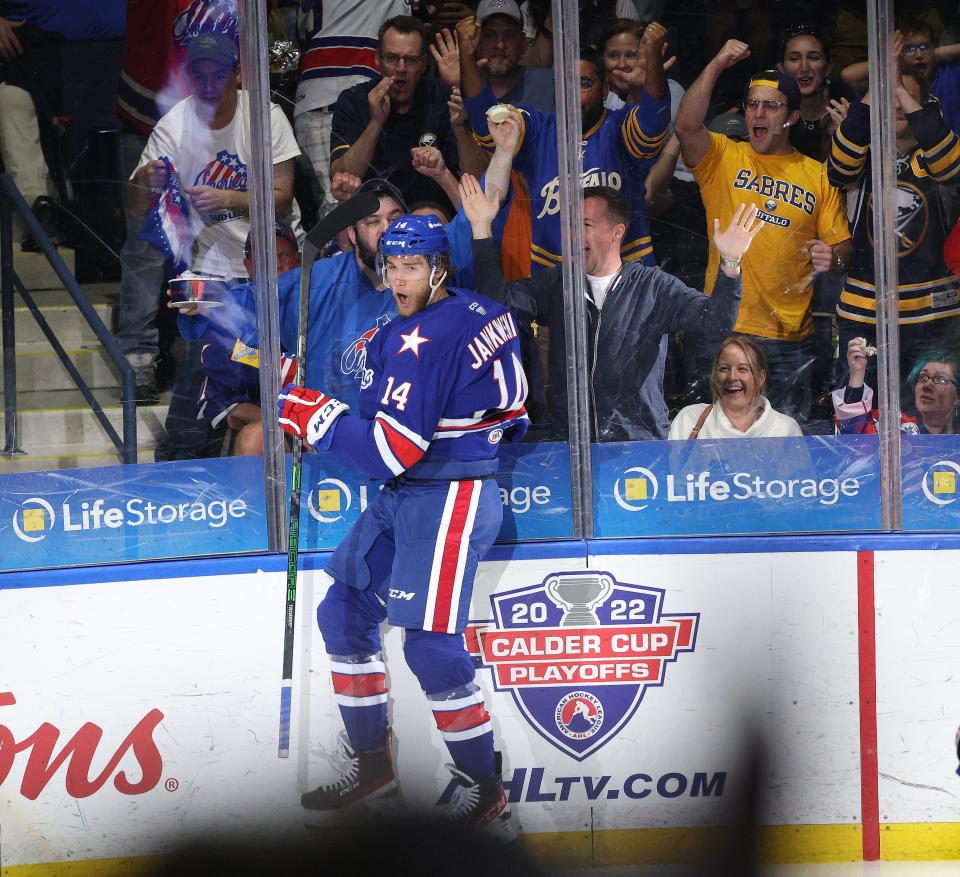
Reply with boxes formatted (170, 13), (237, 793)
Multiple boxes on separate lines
(443, 751), (516, 842)
(301, 730), (397, 824)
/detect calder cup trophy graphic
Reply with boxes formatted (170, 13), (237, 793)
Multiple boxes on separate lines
(467, 571), (699, 760)
(546, 573), (614, 627)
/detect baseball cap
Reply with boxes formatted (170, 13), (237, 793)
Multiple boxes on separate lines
(747, 70), (801, 110)
(187, 32), (240, 69)
(244, 221), (298, 261)
(476, 0), (523, 25)
(356, 177), (409, 214)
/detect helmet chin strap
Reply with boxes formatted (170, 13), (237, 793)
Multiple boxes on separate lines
(426, 263), (447, 306)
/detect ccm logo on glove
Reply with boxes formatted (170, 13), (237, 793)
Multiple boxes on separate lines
(278, 384), (348, 448)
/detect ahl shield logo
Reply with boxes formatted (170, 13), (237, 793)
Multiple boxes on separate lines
(467, 571), (698, 760)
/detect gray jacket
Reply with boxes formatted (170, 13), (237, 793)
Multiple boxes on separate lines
(472, 238), (741, 440)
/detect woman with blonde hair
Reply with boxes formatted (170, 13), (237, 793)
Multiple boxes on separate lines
(669, 335), (803, 439)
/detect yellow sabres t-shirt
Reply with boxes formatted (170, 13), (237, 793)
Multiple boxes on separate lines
(691, 132), (850, 340)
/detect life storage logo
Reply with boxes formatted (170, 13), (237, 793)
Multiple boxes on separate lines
(11, 495), (248, 543)
(11, 497), (56, 543)
(466, 571), (698, 760)
(613, 465), (862, 511)
(922, 460), (960, 506)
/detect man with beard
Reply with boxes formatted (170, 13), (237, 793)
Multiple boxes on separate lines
(329, 14), (486, 217)
(472, 0), (554, 111)
(276, 138), (516, 411)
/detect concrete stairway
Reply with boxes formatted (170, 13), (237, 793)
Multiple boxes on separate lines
(1, 249), (168, 473)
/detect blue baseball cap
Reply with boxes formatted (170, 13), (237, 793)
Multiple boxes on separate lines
(747, 70), (801, 110)
(187, 32), (239, 69)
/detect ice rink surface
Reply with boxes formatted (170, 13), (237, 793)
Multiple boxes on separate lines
(562, 865), (959, 877)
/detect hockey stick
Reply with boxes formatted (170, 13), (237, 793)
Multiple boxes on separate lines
(279, 191), (381, 758)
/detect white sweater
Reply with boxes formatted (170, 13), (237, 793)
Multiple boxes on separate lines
(668, 398), (803, 440)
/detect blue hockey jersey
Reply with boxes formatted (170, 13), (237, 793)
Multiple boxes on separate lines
(465, 83), (669, 269)
(178, 207), (497, 413)
(325, 288), (530, 481)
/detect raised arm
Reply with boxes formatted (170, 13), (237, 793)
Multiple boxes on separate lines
(455, 15), (485, 100)
(460, 172), (550, 325)
(675, 39), (750, 169)
(484, 105), (522, 202)
(664, 204), (762, 335)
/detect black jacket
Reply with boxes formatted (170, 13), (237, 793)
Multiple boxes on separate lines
(472, 238), (742, 440)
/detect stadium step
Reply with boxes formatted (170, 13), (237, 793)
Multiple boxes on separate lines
(13, 286), (116, 352)
(2, 388), (168, 456)
(12, 247), (77, 292)
(4, 259), (169, 472)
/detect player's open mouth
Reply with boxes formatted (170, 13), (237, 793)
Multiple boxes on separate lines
(395, 292), (410, 308)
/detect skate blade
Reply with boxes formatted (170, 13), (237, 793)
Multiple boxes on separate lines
(302, 783), (400, 828)
(480, 807), (519, 844)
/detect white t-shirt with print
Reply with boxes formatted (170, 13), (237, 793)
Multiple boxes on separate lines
(136, 91), (302, 279)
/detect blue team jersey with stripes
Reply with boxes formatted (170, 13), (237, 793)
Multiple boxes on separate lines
(327, 288), (529, 481)
(465, 83), (670, 270)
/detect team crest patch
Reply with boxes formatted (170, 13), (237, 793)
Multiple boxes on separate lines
(466, 571), (699, 760)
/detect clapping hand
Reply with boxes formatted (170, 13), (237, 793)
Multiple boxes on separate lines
(459, 173), (500, 236)
(712, 203), (763, 264)
(430, 28), (461, 87)
(368, 77), (392, 125)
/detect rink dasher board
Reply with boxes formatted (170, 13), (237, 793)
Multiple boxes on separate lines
(2, 542), (959, 870)
(7, 434), (960, 573)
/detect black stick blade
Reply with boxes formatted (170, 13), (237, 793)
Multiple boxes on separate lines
(304, 191), (381, 251)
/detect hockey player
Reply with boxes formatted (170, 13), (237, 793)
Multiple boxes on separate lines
(277, 214), (528, 837)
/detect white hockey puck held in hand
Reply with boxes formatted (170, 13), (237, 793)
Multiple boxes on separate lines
(486, 104), (511, 124)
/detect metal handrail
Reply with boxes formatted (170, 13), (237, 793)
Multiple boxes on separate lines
(0, 172), (137, 464)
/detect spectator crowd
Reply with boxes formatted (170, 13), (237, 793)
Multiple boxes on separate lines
(5, 0), (960, 456)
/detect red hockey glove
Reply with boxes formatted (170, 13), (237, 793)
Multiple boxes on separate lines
(278, 384), (348, 447)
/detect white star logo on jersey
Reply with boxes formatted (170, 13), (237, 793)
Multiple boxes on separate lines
(398, 324), (431, 358)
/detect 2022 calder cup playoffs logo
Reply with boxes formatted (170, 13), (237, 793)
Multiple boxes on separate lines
(466, 571), (699, 760)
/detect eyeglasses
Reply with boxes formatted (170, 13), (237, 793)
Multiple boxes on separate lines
(903, 42), (933, 55)
(380, 52), (423, 67)
(580, 76), (599, 90)
(915, 372), (955, 386)
(745, 98), (788, 112)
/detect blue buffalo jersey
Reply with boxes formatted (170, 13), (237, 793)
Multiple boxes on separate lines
(326, 288), (529, 481)
(465, 83), (669, 269)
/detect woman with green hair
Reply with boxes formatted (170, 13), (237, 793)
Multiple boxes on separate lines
(833, 339), (960, 434)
